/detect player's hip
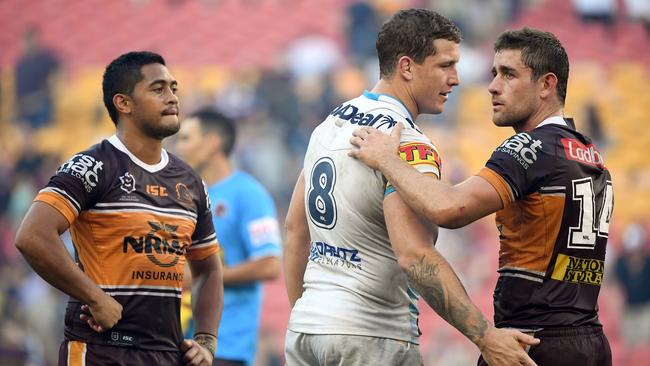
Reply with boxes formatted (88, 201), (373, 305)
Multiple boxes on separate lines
(477, 326), (611, 366)
(59, 339), (183, 366)
(284, 330), (422, 366)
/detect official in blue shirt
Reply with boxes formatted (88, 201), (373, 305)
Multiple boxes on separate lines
(177, 108), (282, 366)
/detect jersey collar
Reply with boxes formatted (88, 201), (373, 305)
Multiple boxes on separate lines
(362, 90), (414, 121)
(537, 116), (568, 128)
(108, 135), (169, 173)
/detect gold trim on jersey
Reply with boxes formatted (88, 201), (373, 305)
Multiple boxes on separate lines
(67, 341), (86, 366)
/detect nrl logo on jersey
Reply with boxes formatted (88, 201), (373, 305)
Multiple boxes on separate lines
(495, 133), (543, 169)
(57, 154), (104, 192)
(119, 172), (136, 194)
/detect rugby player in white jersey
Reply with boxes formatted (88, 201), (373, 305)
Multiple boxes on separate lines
(283, 8), (539, 366)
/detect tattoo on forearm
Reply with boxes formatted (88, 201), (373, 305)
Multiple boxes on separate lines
(194, 332), (217, 356)
(406, 255), (489, 345)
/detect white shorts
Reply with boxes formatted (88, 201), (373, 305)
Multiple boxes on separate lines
(284, 330), (423, 366)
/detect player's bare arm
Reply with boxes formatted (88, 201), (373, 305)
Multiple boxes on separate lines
(185, 252), (223, 366)
(222, 256), (280, 285)
(351, 124), (503, 228)
(384, 193), (539, 366)
(284, 172), (310, 307)
(14, 202), (123, 332)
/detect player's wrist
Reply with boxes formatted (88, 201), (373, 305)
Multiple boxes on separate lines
(193, 332), (217, 356)
(84, 286), (110, 308)
(378, 153), (401, 174)
(474, 325), (496, 351)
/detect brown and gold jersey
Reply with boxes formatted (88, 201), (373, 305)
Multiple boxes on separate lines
(478, 118), (613, 329)
(35, 135), (219, 351)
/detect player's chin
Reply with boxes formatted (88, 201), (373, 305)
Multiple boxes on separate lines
(426, 104), (444, 115)
(161, 114), (179, 123)
(156, 119), (181, 138)
(492, 114), (511, 127)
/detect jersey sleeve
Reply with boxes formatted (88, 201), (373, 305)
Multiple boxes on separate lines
(239, 183), (282, 259)
(34, 151), (107, 225)
(385, 124), (442, 196)
(187, 179), (220, 261)
(477, 131), (548, 206)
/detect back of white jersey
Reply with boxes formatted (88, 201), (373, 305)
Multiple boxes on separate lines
(288, 91), (441, 343)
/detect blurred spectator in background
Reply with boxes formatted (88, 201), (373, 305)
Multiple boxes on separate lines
(177, 108), (282, 366)
(624, 0), (650, 34)
(584, 102), (607, 149)
(572, 0), (617, 34)
(614, 222), (650, 349)
(345, 1), (380, 64)
(14, 26), (60, 130)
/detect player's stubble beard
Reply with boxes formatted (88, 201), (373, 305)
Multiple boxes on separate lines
(140, 115), (181, 140)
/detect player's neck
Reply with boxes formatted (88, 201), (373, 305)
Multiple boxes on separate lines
(115, 127), (163, 165)
(201, 155), (232, 186)
(371, 79), (419, 120)
(515, 105), (564, 133)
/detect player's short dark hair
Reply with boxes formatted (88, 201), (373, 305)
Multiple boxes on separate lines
(191, 108), (236, 157)
(102, 51), (166, 125)
(494, 28), (569, 105)
(376, 8), (461, 79)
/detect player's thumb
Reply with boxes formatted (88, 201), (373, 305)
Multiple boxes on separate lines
(517, 332), (540, 346)
(181, 339), (194, 352)
(391, 123), (403, 142)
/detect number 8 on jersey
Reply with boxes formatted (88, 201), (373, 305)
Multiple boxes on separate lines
(308, 157), (337, 229)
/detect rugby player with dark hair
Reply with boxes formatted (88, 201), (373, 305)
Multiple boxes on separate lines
(16, 51), (223, 366)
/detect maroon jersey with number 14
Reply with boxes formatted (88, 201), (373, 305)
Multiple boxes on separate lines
(478, 117), (613, 329)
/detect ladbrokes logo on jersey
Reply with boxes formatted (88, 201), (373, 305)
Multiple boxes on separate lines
(561, 138), (605, 169)
(495, 133), (543, 169)
(123, 221), (189, 268)
(57, 154), (104, 192)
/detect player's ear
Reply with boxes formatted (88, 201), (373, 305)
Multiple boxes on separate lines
(397, 56), (414, 81)
(206, 133), (222, 154)
(113, 93), (132, 115)
(539, 72), (558, 100)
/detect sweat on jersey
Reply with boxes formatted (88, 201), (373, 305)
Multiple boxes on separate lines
(34, 135), (220, 351)
(477, 117), (613, 329)
(288, 91), (441, 344)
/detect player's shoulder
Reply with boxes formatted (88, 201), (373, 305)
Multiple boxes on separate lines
(328, 92), (414, 131)
(61, 138), (114, 163)
(54, 139), (116, 189)
(167, 152), (203, 184)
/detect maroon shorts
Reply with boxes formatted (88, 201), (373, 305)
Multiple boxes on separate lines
(59, 339), (182, 366)
(478, 326), (612, 366)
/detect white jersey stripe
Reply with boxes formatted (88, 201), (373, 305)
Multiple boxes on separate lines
(40, 187), (81, 213)
(103, 291), (182, 298)
(99, 284), (181, 291)
(87, 208), (197, 222)
(94, 202), (197, 218)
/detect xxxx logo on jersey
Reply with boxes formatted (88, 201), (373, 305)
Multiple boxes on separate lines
(399, 143), (441, 170)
